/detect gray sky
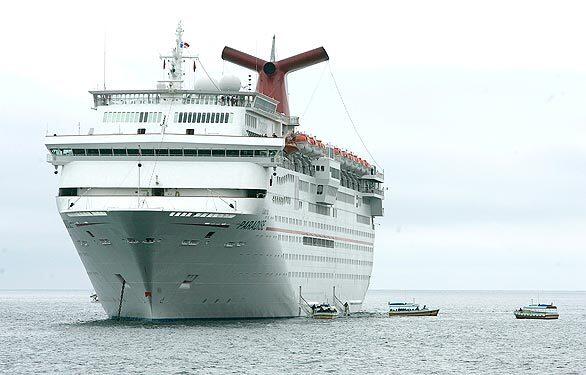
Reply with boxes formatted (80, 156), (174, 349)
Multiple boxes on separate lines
(0, 0), (584, 290)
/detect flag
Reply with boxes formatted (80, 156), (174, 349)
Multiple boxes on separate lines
(180, 42), (190, 48)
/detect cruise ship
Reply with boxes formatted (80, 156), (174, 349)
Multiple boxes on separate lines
(45, 23), (385, 319)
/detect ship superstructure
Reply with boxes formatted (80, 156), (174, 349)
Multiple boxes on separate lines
(45, 24), (384, 319)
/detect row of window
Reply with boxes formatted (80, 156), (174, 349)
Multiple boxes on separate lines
(289, 271), (370, 280)
(50, 148), (277, 158)
(103, 111), (163, 123)
(284, 253), (373, 267)
(308, 202), (331, 216)
(303, 236), (335, 248)
(174, 112), (234, 124)
(274, 214), (375, 239)
(275, 233), (373, 253)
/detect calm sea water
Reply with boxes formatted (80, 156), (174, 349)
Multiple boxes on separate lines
(0, 290), (584, 374)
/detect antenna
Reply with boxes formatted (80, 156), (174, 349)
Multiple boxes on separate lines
(159, 21), (197, 90)
(103, 32), (107, 90)
(270, 35), (276, 62)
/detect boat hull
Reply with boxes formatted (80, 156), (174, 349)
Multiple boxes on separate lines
(62, 209), (370, 319)
(388, 309), (439, 317)
(312, 313), (338, 320)
(514, 313), (559, 320)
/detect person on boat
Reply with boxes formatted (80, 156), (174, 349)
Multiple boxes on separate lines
(344, 302), (349, 316)
(423, 305), (426, 310)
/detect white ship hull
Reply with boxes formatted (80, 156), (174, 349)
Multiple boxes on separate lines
(64, 207), (370, 319)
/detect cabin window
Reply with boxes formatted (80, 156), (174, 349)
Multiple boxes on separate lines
(184, 149), (197, 156)
(205, 113), (211, 123)
(254, 150), (268, 157)
(127, 149), (139, 155)
(141, 149), (154, 155)
(240, 150), (253, 157)
(113, 149), (127, 156)
(198, 149), (211, 156)
(152, 188), (164, 196)
(226, 150), (239, 157)
(73, 149), (86, 156)
(174, 112), (179, 122)
(169, 149), (183, 156)
(178, 112), (183, 123)
(188, 112), (193, 123)
(155, 149), (168, 156)
(59, 188), (78, 196)
(99, 148), (113, 156)
(137, 128), (146, 134)
(210, 113), (216, 124)
(220, 113), (225, 123)
(317, 185), (324, 195)
(212, 149), (225, 157)
(186, 129), (194, 135)
(330, 168), (340, 179)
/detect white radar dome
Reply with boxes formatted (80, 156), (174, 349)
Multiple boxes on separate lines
(194, 76), (219, 91)
(219, 75), (242, 91)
